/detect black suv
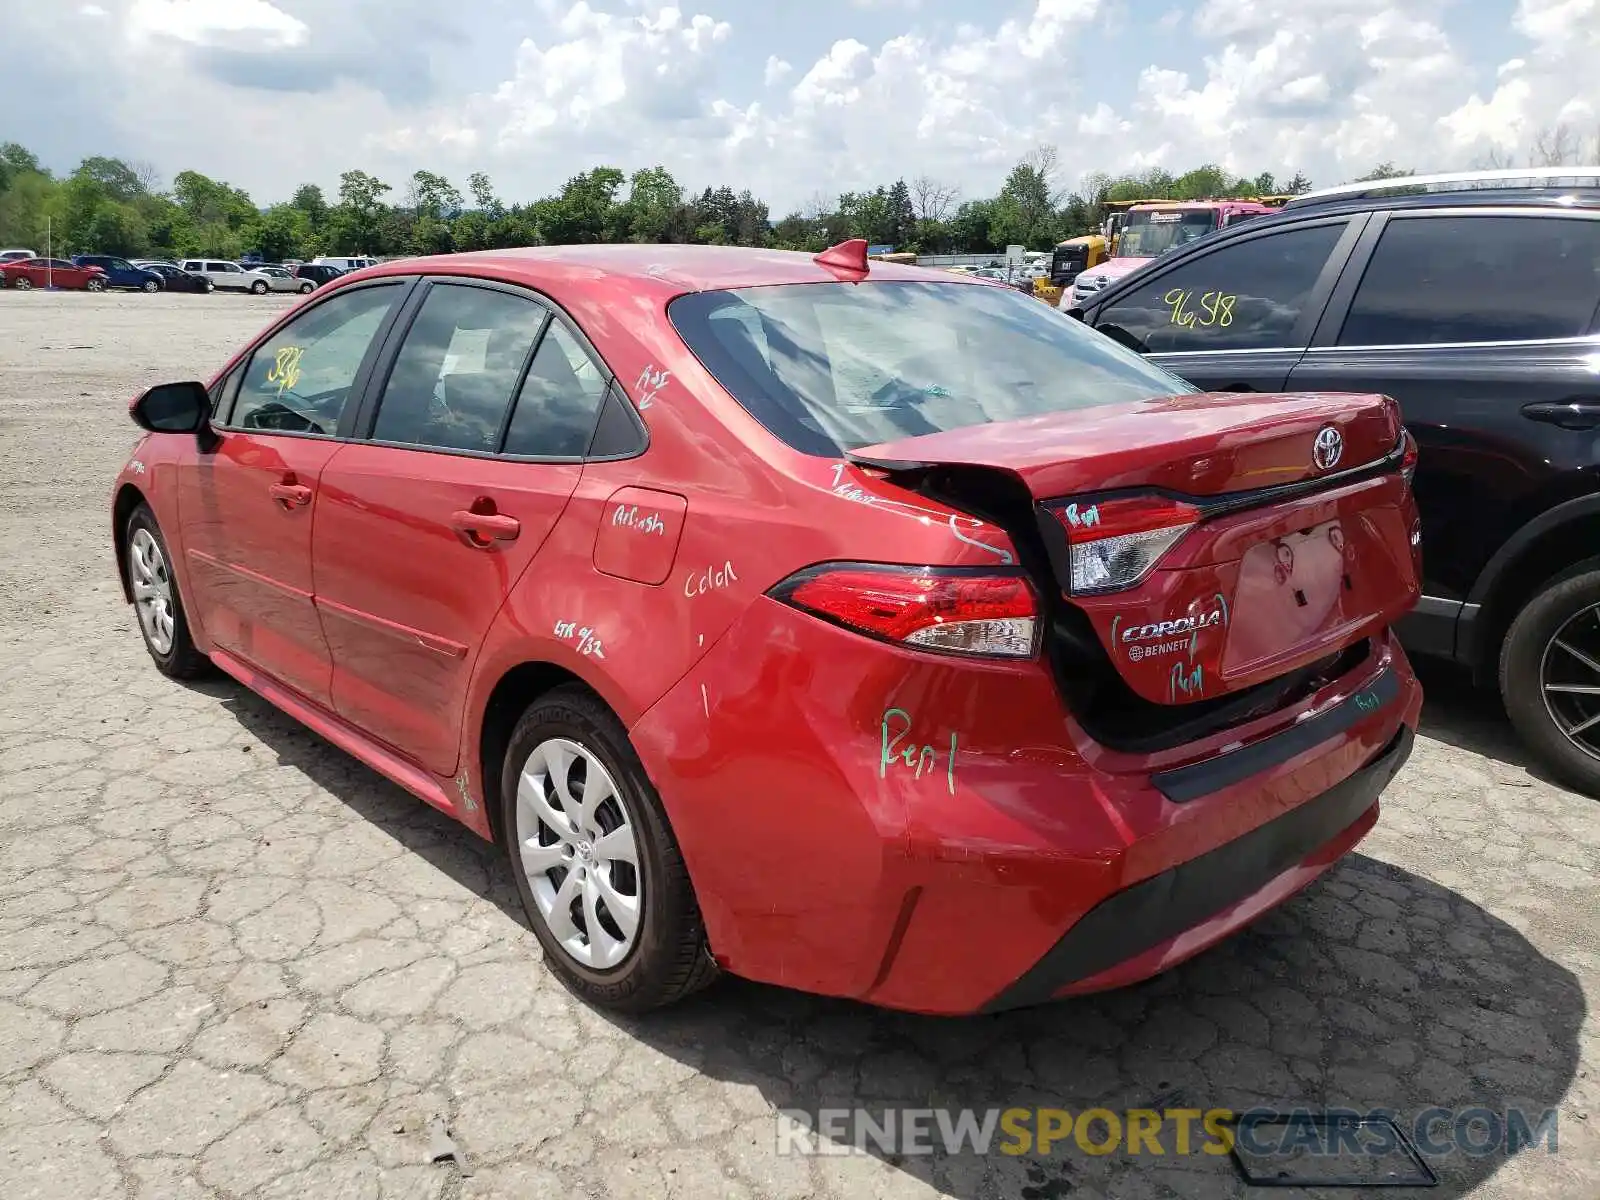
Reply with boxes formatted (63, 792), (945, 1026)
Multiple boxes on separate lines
(1069, 169), (1600, 793)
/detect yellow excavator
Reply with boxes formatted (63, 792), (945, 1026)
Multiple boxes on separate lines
(1033, 233), (1108, 305)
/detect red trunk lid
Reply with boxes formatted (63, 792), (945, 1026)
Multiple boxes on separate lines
(852, 391), (1419, 706)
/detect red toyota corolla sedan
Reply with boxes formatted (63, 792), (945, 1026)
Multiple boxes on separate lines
(110, 240), (1423, 1015)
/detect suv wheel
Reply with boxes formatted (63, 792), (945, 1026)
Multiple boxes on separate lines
(500, 685), (716, 1012)
(204, 279), (215, 293)
(298, 281), (314, 293)
(1501, 560), (1600, 796)
(251, 280), (268, 295)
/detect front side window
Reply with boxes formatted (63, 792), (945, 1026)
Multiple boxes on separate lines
(372, 284), (547, 453)
(669, 281), (1195, 457)
(501, 322), (610, 457)
(1339, 215), (1600, 346)
(228, 284), (401, 435)
(1094, 224), (1346, 354)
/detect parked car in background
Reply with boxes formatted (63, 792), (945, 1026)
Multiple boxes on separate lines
(1070, 167), (1600, 793)
(110, 239), (1421, 1015)
(72, 255), (164, 293)
(290, 263), (344, 289)
(1, 257), (107, 291)
(140, 263), (211, 294)
(310, 255), (378, 272)
(253, 265), (315, 294)
(180, 259), (273, 293)
(0, 248), (38, 263)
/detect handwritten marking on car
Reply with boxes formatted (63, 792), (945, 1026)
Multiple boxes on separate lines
(1169, 661), (1204, 701)
(1163, 288), (1235, 330)
(611, 504), (665, 535)
(684, 561), (738, 597)
(129, 459), (146, 475)
(266, 345), (303, 397)
(1062, 502), (1099, 529)
(553, 620), (606, 659)
(830, 463), (1015, 562)
(947, 515), (1016, 565)
(880, 708), (958, 795)
(454, 771), (476, 812)
(700, 683), (709, 718)
(635, 365), (670, 410)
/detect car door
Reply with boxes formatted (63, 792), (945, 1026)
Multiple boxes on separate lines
(313, 279), (609, 774)
(1287, 209), (1600, 654)
(177, 279), (413, 706)
(1085, 215), (1366, 393)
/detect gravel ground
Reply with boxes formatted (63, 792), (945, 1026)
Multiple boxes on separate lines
(1, 290), (1597, 1200)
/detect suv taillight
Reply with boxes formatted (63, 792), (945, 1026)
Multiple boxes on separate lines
(1400, 428), (1418, 485)
(769, 564), (1039, 659)
(1047, 494), (1200, 595)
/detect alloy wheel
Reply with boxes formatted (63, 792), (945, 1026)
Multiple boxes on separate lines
(128, 527), (176, 655)
(515, 737), (642, 969)
(1539, 605), (1600, 762)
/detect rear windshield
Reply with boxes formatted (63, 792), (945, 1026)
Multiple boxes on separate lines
(668, 281), (1195, 456)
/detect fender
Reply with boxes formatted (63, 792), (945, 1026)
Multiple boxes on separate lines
(1459, 492), (1600, 669)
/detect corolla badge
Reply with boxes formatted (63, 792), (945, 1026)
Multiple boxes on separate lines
(1313, 425), (1343, 471)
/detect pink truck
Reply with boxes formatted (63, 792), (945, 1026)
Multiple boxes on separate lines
(1062, 199), (1277, 309)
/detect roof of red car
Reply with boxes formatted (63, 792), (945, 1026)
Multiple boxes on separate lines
(358, 243), (989, 296)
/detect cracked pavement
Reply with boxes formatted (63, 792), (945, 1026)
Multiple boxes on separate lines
(1, 291), (1597, 1199)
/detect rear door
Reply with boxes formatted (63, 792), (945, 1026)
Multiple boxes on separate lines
(313, 279), (609, 774)
(177, 279), (412, 705)
(1087, 216), (1366, 393)
(1287, 209), (1600, 645)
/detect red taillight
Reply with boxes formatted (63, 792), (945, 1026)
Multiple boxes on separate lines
(770, 564), (1039, 658)
(1048, 494), (1200, 594)
(1400, 429), (1418, 484)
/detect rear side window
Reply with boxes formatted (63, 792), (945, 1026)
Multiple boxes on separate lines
(1094, 224), (1346, 354)
(501, 322), (610, 457)
(669, 281), (1195, 457)
(1338, 215), (1600, 346)
(372, 284), (547, 453)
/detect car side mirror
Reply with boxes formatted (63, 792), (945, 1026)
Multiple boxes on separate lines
(131, 381), (210, 434)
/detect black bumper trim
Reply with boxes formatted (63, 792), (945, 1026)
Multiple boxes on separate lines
(1151, 666), (1399, 803)
(980, 724), (1414, 1013)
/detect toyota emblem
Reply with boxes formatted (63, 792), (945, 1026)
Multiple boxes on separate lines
(1313, 425), (1343, 471)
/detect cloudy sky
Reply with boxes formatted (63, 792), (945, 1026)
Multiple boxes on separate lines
(3, 0), (1596, 211)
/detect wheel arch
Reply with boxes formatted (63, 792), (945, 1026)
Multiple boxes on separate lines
(1463, 495), (1600, 684)
(112, 483), (148, 604)
(476, 660), (599, 847)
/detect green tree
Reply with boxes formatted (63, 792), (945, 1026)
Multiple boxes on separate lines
(327, 170), (392, 253)
(534, 168), (625, 244)
(1355, 163), (1413, 181)
(624, 166), (682, 243)
(73, 156), (145, 202)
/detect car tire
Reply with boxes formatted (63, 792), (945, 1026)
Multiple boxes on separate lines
(500, 684), (717, 1012)
(1500, 558), (1600, 797)
(204, 279), (215, 293)
(251, 280), (268, 295)
(11, 277), (28, 291)
(125, 504), (210, 680)
(86, 277), (106, 292)
(143, 279), (159, 293)
(299, 282), (314, 293)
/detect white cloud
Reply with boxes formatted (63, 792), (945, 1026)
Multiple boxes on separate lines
(763, 55), (792, 86)
(126, 0), (309, 49)
(4, 0), (1600, 214)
